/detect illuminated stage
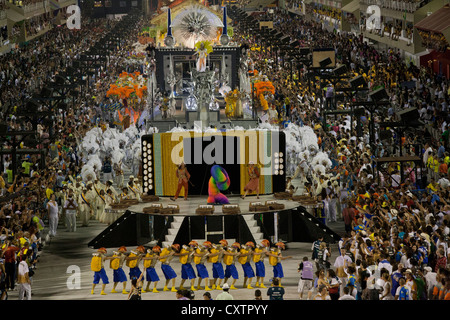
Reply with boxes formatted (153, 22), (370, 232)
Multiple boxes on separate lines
(128, 194), (298, 216)
(88, 194), (341, 250)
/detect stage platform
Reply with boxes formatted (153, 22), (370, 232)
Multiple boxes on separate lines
(128, 194), (300, 216)
(88, 194), (342, 250)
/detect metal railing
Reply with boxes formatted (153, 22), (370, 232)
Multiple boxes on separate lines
(360, 0), (427, 13)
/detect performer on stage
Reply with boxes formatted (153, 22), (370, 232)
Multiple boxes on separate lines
(171, 162), (191, 201)
(241, 161), (260, 199)
(194, 41), (212, 73)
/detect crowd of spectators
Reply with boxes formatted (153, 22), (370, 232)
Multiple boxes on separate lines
(0, 11), (146, 299)
(232, 6), (449, 300)
(0, 0), (449, 301)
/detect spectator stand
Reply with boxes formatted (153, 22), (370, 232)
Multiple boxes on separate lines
(374, 155), (423, 188)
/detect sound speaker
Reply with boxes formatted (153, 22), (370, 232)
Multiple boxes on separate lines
(279, 35), (290, 44)
(350, 75), (367, 88)
(397, 108), (420, 124)
(369, 88), (389, 102)
(333, 65), (347, 76)
(354, 108), (365, 117)
(299, 47), (310, 56)
(41, 87), (53, 98)
(319, 57), (332, 68)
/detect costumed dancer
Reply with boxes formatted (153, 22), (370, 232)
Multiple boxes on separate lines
(86, 182), (97, 220)
(109, 246), (129, 294)
(120, 187), (130, 201)
(63, 190), (78, 232)
(208, 240), (226, 290)
(142, 246), (161, 293)
(113, 160), (124, 189)
(78, 187), (93, 227)
(126, 245), (146, 281)
(127, 177), (141, 201)
(238, 241), (256, 289)
(160, 244), (178, 292)
(105, 180), (119, 199)
(134, 178), (143, 198)
(90, 247), (110, 295)
(207, 165), (231, 205)
(194, 242), (212, 291)
(177, 242), (197, 292)
(171, 162), (191, 201)
(266, 242), (292, 287)
(97, 189), (107, 223)
(241, 161), (260, 199)
(105, 189), (118, 224)
(253, 239), (270, 288)
(194, 41), (211, 73)
(223, 242), (241, 290)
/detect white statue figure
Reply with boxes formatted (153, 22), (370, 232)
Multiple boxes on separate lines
(195, 42), (208, 72)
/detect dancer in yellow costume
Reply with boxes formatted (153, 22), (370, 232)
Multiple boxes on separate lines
(253, 239), (270, 288)
(225, 89), (239, 118)
(110, 246), (129, 294)
(239, 241), (256, 289)
(266, 242), (292, 287)
(160, 244), (178, 292)
(178, 241), (197, 292)
(142, 246), (161, 293)
(208, 240), (226, 290)
(223, 242), (241, 289)
(194, 241), (212, 291)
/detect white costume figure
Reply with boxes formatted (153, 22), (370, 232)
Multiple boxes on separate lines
(268, 105), (278, 125)
(288, 150), (297, 177)
(97, 189), (107, 223)
(131, 152), (141, 177)
(326, 182), (337, 223)
(168, 97), (177, 117)
(105, 190), (118, 224)
(134, 178), (143, 196)
(63, 192), (78, 232)
(238, 45), (251, 94)
(127, 180), (141, 201)
(78, 187), (93, 227)
(195, 43), (208, 72)
(113, 161), (124, 189)
(106, 180), (119, 198)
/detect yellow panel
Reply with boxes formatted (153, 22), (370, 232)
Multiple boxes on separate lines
(161, 132), (187, 196)
(159, 130), (270, 196)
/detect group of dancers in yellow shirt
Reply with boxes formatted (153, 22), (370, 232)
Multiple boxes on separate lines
(90, 239), (292, 295)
